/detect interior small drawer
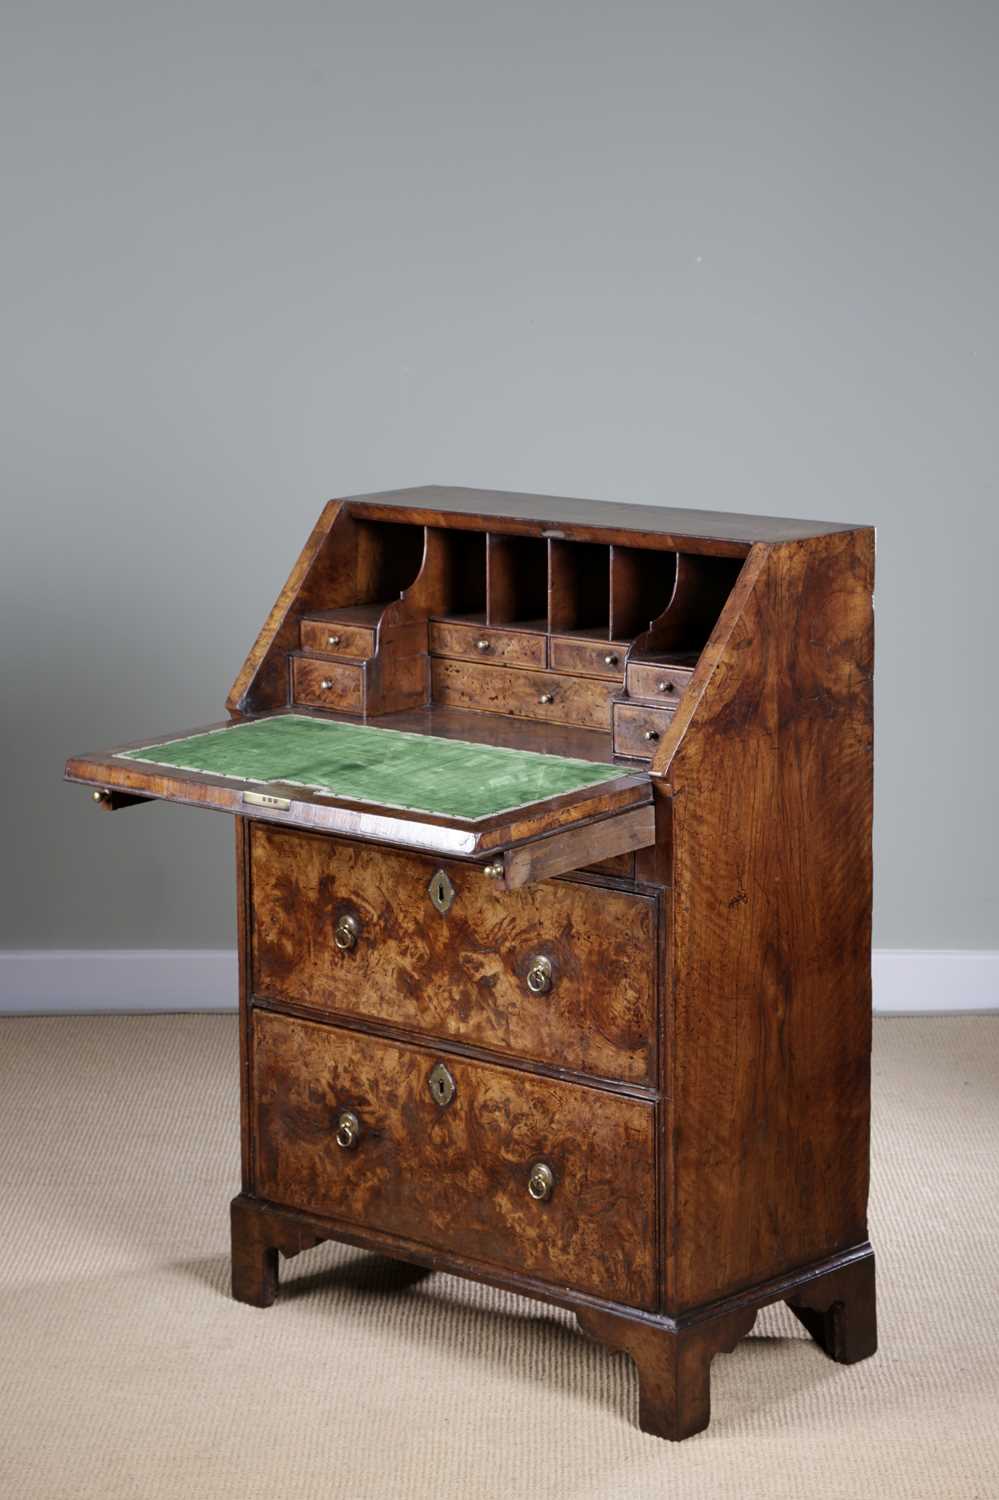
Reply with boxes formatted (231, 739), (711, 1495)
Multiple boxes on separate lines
(614, 702), (675, 760)
(300, 619), (376, 658)
(250, 823), (658, 1085)
(429, 620), (546, 668)
(291, 655), (364, 713)
(549, 636), (628, 679)
(251, 1008), (657, 1309)
(431, 659), (616, 731)
(626, 662), (695, 704)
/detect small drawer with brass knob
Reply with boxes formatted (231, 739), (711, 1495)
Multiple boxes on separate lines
(291, 655), (364, 713)
(428, 620), (546, 668)
(613, 702), (676, 761)
(299, 619), (376, 659)
(549, 636), (629, 680)
(626, 660), (695, 704)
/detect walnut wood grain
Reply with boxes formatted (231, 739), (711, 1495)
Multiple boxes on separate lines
(429, 619), (546, 668)
(659, 530), (875, 1311)
(430, 658), (616, 731)
(250, 1009), (658, 1308)
(250, 823), (659, 1084)
(578, 1303), (758, 1440)
(548, 635), (629, 680)
(631, 552), (744, 658)
(291, 655), (364, 713)
(609, 545), (679, 639)
(70, 484), (879, 1442)
(625, 660), (695, 704)
(486, 531), (549, 625)
(343, 484), (863, 547)
(494, 805), (655, 892)
(785, 1247), (877, 1363)
(613, 702), (676, 761)
(300, 618), (376, 658)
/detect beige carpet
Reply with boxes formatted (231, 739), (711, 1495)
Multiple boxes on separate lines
(1, 1016), (997, 1500)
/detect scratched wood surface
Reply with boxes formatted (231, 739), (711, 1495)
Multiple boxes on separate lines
(251, 1009), (658, 1308)
(250, 824), (659, 1084)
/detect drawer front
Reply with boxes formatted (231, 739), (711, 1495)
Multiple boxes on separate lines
(625, 662), (695, 704)
(292, 656), (364, 713)
(549, 636), (629, 680)
(614, 703), (676, 761)
(429, 620), (546, 669)
(431, 658), (615, 731)
(251, 1009), (657, 1309)
(300, 620), (376, 658)
(251, 823), (657, 1085)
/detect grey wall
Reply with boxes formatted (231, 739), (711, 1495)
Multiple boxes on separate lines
(2, 1), (996, 954)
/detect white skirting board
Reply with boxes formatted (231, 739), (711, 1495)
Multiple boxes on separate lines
(0, 948), (996, 1015)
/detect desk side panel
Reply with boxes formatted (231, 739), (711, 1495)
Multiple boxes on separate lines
(665, 529), (875, 1313)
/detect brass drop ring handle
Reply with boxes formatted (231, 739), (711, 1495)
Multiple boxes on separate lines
(527, 1162), (554, 1202)
(336, 1110), (360, 1149)
(476, 638), (491, 652)
(526, 955), (553, 995)
(334, 913), (360, 950)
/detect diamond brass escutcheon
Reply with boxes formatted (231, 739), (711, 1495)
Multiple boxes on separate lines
(428, 868), (456, 915)
(428, 1061), (456, 1108)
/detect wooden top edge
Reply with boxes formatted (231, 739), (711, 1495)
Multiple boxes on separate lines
(334, 484), (870, 545)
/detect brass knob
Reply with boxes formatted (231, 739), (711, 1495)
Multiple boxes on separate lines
(483, 861), (504, 880)
(320, 677), (334, 690)
(476, 638), (491, 652)
(527, 1162), (554, 1202)
(644, 730), (660, 742)
(538, 692), (555, 705)
(327, 634), (342, 648)
(526, 955), (553, 995)
(657, 680), (675, 694)
(92, 788), (111, 805)
(335, 1110), (360, 1149)
(334, 913), (359, 950)
(604, 653), (618, 666)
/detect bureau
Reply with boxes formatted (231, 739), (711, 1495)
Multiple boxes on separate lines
(65, 485), (877, 1440)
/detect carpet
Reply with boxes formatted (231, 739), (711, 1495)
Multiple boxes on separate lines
(1, 1015), (996, 1499)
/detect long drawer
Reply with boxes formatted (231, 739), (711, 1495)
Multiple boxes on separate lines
(250, 823), (658, 1085)
(430, 658), (616, 731)
(251, 1009), (658, 1309)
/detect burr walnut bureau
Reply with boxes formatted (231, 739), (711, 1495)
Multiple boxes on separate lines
(65, 485), (877, 1440)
